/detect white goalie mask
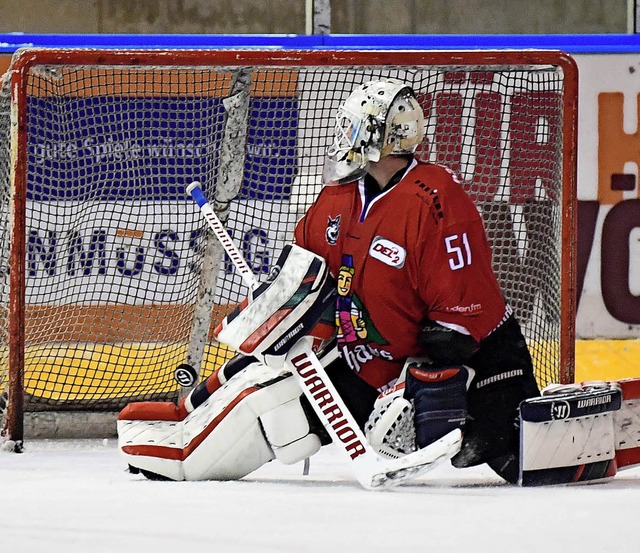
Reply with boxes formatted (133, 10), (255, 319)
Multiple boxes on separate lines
(323, 78), (425, 184)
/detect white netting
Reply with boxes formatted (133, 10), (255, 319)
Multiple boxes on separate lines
(0, 51), (575, 440)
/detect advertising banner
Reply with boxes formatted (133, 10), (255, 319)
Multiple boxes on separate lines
(574, 54), (640, 338)
(22, 92), (299, 305)
(2, 42), (639, 339)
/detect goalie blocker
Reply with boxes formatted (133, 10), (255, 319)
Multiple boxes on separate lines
(214, 244), (336, 367)
(519, 378), (640, 486)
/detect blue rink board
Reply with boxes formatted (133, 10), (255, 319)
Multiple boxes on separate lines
(1, 32), (640, 54)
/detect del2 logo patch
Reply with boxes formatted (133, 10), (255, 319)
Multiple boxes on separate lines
(369, 236), (406, 268)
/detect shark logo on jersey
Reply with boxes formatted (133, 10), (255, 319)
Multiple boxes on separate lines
(326, 215), (341, 245)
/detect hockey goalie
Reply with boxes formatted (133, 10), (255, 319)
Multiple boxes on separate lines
(118, 78), (640, 487)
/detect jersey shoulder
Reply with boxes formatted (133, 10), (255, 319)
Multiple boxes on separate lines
(404, 162), (477, 225)
(295, 182), (357, 247)
(315, 181), (358, 200)
(303, 181), (358, 221)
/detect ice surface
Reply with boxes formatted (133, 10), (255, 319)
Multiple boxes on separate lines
(1, 439), (639, 553)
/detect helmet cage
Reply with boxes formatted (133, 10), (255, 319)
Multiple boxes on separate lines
(323, 79), (424, 185)
(328, 105), (383, 163)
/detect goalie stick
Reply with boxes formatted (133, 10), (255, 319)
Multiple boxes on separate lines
(186, 181), (462, 490)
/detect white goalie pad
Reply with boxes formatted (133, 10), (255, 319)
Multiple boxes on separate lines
(519, 381), (622, 486)
(541, 378), (640, 472)
(214, 244), (336, 368)
(612, 378), (640, 469)
(118, 363), (321, 481)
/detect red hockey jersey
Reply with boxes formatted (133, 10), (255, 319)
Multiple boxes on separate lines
(294, 159), (509, 391)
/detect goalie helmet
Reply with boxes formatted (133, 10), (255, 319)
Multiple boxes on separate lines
(323, 78), (425, 184)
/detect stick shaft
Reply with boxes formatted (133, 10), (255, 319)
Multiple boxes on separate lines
(186, 181), (257, 290)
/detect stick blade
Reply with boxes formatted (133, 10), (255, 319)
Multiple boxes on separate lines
(368, 429), (462, 489)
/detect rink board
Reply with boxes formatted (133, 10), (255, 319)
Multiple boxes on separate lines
(12, 339), (640, 403)
(20, 343), (235, 402)
(574, 340), (640, 382)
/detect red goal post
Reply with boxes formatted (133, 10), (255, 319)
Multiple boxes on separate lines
(0, 48), (578, 448)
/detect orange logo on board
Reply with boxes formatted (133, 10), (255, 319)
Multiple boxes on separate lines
(598, 92), (640, 205)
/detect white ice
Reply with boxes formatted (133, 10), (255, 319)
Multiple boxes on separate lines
(1, 439), (638, 553)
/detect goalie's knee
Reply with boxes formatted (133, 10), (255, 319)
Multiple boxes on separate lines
(260, 394), (323, 465)
(451, 363), (539, 481)
(118, 364), (322, 481)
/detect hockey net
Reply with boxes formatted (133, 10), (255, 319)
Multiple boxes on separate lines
(0, 49), (577, 446)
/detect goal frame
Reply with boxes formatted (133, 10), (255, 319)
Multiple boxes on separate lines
(3, 48), (579, 446)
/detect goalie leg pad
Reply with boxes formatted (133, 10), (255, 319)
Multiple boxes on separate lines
(544, 378), (640, 472)
(520, 382), (622, 486)
(613, 378), (640, 470)
(183, 353), (257, 413)
(257, 383), (322, 465)
(118, 363), (321, 481)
